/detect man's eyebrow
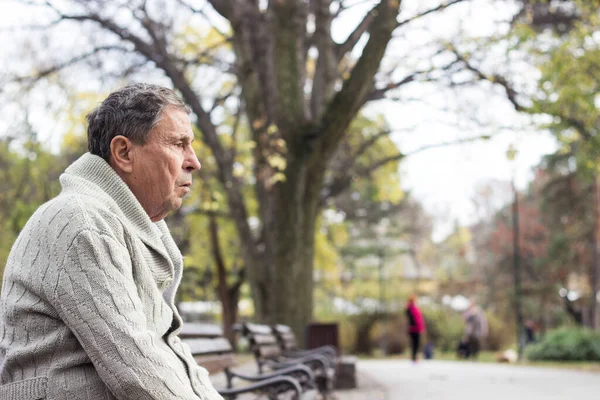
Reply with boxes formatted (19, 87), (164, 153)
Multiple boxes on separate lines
(173, 134), (194, 143)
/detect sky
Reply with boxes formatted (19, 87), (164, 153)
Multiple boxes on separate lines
(0, 0), (560, 241)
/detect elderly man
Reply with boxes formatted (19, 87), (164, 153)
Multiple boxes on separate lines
(0, 84), (222, 399)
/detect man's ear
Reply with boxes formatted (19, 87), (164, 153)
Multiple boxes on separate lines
(109, 135), (134, 173)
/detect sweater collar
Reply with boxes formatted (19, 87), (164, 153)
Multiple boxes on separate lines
(60, 153), (168, 256)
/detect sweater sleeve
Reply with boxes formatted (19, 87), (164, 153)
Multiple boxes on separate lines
(47, 230), (206, 400)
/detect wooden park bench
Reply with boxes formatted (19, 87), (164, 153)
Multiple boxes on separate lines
(179, 322), (317, 400)
(272, 324), (357, 390)
(241, 323), (336, 395)
(272, 324), (337, 361)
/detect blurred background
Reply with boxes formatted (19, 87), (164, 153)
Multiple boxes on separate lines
(1, 0), (600, 366)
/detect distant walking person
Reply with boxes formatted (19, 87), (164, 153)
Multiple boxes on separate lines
(406, 295), (426, 362)
(462, 300), (488, 359)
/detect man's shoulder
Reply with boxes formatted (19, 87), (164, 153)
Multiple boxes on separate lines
(28, 192), (126, 243)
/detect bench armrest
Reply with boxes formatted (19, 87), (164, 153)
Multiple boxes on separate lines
(227, 363), (315, 389)
(217, 375), (302, 399)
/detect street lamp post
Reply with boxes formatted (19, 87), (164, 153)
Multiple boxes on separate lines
(378, 246), (387, 356)
(512, 180), (525, 361)
(508, 145), (525, 361)
(591, 175), (599, 329)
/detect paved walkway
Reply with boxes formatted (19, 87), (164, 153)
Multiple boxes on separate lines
(335, 359), (600, 400)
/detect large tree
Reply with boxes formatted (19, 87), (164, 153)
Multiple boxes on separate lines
(3, 0), (499, 337)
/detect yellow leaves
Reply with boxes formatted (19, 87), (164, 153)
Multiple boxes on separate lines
(233, 162), (246, 178)
(345, 113), (405, 204)
(306, 54), (316, 79)
(268, 171), (287, 185)
(252, 118), (267, 130)
(174, 25), (231, 59)
(506, 144), (518, 161)
(267, 124), (279, 135)
(266, 153), (287, 171)
(328, 223), (349, 247)
(314, 226), (342, 274)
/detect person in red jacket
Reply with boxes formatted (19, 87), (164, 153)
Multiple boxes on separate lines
(406, 295), (426, 362)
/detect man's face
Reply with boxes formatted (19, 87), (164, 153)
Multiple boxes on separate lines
(128, 106), (201, 221)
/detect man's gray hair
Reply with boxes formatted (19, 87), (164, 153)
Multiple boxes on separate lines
(86, 83), (190, 160)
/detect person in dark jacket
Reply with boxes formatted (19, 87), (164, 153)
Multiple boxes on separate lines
(406, 295), (426, 362)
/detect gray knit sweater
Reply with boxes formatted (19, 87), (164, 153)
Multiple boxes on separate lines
(0, 153), (223, 400)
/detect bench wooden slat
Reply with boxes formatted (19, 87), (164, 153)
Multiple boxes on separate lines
(183, 337), (233, 355)
(251, 334), (279, 346)
(282, 340), (297, 351)
(245, 322), (274, 335)
(257, 344), (282, 359)
(193, 354), (236, 374)
(179, 322), (224, 338)
(273, 324), (292, 334)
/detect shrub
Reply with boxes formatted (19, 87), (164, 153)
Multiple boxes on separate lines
(421, 307), (464, 352)
(526, 327), (600, 362)
(421, 307), (511, 352)
(485, 311), (514, 351)
(338, 317), (357, 354)
(370, 317), (408, 355)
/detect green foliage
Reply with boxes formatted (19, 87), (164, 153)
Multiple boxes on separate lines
(523, 1), (600, 174)
(422, 307), (465, 352)
(526, 327), (600, 362)
(370, 318), (407, 355)
(338, 317), (358, 354)
(421, 307), (512, 352)
(485, 311), (515, 351)
(0, 138), (69, 278)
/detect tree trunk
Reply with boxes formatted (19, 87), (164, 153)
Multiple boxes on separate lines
(208, 213), (245, 346)
(222, 283), (242, 349)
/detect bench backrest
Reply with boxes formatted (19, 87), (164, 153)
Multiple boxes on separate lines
(179, 322), (225, 339)
(243, 322), (284, 362)
(272, 324), (299, 352)
(179, 323), (236, 374)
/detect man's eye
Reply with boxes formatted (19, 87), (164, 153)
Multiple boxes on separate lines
(177, 142), (185, 148)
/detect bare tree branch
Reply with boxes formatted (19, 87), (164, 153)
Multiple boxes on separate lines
(449, 45), (525, 112)
(211, 85), (238, 112)
(333, 126), (416, 177)
(365, 73), (419, 102)
(319, 0), (400, 156)
(321, 134), (491, 203)
(311, 0), (336, 120)
(14, 45), (130, 82)
(365, 53), (462, 103)
(0, 18), (63, 32)
(450, 46), (595, 140)
(332, 0), (374, 19)
(229, 99), (244, 160)
(396, 0), (468, 29)
(177, 0), (230, 39)
(336, 6), (376, 60)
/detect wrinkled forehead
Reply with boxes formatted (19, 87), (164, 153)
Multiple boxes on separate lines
(150, 107), (194, 141)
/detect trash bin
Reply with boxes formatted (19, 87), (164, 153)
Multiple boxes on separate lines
(305, 322), (339, 353)
(306, 323), (356, 389)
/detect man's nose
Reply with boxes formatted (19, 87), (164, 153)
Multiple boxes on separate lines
(184, 147), (201, 172)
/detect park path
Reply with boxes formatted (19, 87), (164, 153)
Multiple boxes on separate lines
(338, 359), (600, 400)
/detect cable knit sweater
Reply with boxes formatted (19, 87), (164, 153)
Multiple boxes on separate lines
(0, 153), (223, 400)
